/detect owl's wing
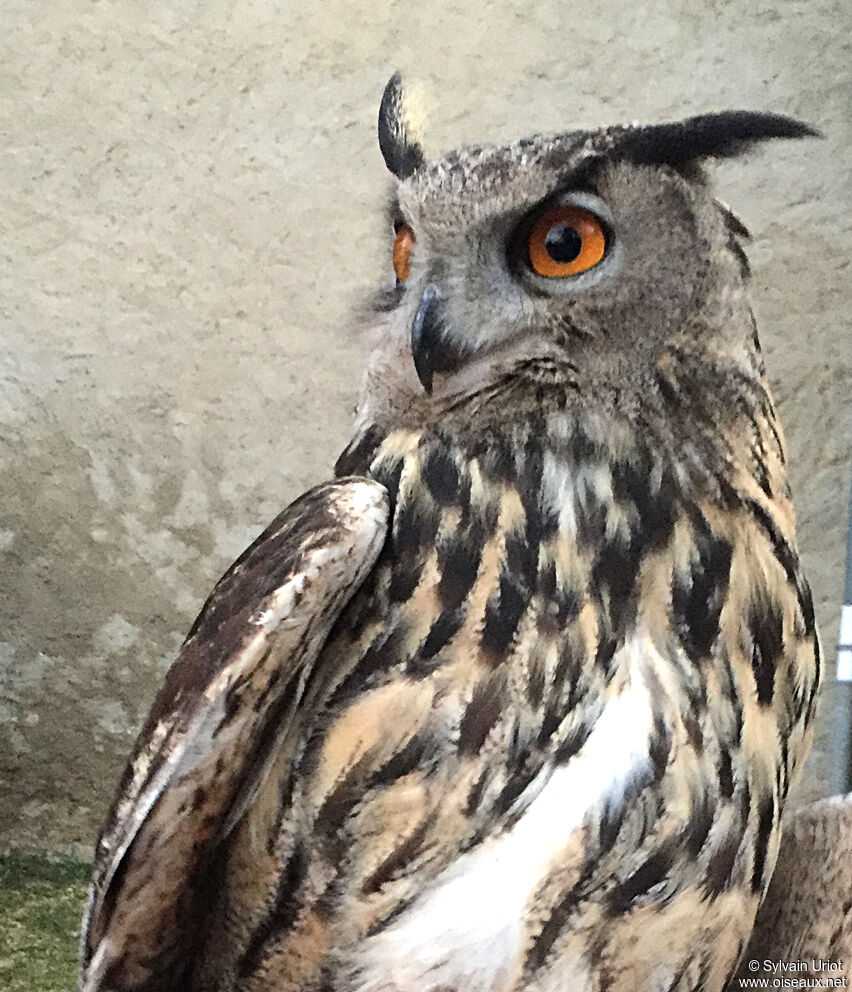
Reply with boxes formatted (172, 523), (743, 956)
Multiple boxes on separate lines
(79, 478), (389, 992)
(734, 792), (852, 980)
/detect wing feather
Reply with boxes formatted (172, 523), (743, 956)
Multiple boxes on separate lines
(79, 477), (389, 992)
(736, 792), (852, 977)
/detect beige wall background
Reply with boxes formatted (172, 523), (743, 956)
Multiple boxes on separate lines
(1, 0), (849, 856)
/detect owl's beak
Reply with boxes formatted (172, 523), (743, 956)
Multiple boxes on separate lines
(410, 284), (466, 395)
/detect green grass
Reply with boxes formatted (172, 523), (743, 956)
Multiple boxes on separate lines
(0, 854), (91, 992)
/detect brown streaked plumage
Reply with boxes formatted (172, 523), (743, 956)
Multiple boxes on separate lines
(79, 479), (389, 991)
(734, 793), (852, 983)
(80, 77), (821, 992)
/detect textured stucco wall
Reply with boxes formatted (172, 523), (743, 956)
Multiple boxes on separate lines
(1, 0), (849, 855)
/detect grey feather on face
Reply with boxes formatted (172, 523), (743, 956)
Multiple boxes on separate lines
(359, 81), (817, 440)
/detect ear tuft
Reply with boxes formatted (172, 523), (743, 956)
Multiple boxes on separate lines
(616, 111), (820, 167)
(378, 73), (426, 180)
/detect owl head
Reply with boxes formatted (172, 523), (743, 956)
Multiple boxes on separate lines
(353, 74), (816, 437)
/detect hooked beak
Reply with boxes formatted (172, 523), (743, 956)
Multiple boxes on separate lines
(410, 284), (468, 394)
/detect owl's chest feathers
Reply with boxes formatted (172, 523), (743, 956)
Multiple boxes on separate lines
(322, 425), (700, 834)
(325, 427), (735, 991)
(361, 414), (725, 677)
(266, 414), (815, 992)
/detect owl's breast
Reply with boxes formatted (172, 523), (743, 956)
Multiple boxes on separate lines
(340, 638), (660, 992)
(199, 421), (819, 992)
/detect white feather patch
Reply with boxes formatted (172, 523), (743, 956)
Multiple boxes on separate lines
(349, 636), (657, 992)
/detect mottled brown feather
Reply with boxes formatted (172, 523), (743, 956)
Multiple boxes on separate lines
(79, 480), (388, 992)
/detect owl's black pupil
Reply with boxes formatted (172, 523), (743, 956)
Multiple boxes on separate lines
(545, 224), (583, 264)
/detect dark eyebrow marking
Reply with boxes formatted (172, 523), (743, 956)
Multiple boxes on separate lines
(558, 154), (607, 192)
(534, 151), (607, 196)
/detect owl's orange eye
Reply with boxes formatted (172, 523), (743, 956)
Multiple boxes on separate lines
(393, 224), (415, 282)
(527, 206), (607, 278)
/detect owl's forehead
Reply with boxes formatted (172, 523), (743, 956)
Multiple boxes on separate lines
(398, 128), (615, 221)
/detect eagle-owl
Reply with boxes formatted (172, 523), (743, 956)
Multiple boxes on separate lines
(79, 75), (821, 992)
